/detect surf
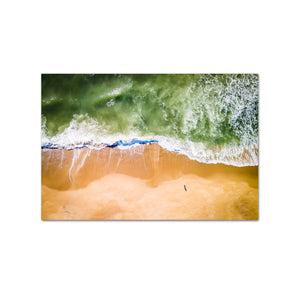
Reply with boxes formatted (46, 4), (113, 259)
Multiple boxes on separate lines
(41, 74), (259, 167)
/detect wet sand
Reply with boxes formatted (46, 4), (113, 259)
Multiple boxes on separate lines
(42, 144), (258, 220)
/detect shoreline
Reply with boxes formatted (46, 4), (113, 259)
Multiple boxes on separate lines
(41, 137), (258, 167)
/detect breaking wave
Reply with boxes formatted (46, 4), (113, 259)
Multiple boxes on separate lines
(41, 116), (258, 167)
(41, 74), (259, 167)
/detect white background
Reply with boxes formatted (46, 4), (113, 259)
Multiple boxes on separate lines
(1, 0), (299, 299)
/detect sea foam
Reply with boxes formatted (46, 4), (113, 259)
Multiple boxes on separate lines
(41, 117), (258, 167)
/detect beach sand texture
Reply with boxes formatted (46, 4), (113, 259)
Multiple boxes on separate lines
(42, 144), (258, 220)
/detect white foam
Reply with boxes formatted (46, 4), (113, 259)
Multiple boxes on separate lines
(41, 115), (258, 167)
(155, 136), (258, 167)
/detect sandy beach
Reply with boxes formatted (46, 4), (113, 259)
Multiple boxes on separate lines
(42, 144), (258, 220)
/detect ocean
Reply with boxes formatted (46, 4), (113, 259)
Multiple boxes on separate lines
(41, 74), (258, 166)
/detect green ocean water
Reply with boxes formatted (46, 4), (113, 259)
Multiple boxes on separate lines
(42, 74), (258, 147)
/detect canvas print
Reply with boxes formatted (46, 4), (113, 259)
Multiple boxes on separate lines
(41, 74), (258, 220)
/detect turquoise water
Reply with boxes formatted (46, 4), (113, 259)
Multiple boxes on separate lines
(41, 74), (259, 166)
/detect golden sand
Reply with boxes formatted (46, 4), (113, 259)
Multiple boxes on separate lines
(42, 144), (258, 220)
